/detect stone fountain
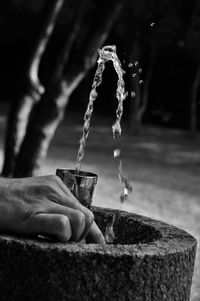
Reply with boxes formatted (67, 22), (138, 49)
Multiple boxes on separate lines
(0, 206), (197, 300)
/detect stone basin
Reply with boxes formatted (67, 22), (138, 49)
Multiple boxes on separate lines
(0, 206), (197, 301)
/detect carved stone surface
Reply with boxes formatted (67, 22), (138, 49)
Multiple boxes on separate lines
(0, 207), (197, 301)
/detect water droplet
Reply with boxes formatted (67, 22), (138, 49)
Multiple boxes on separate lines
(134, 61), (139, 66)
(132, 73), (137, 78)
(120, 190), (128, 204)
(114, 149), (121, 158)
(124, 187), (129, 196)
(138, 68), (142, 73)
(105, 224), (115, 243)
(38, 85), (45, 94)
(131, 91), (136, 98)
(139, 80), (143, 84)
(112, 122), (121, 139)
(128, 63), (133, 67)
(150, 22), (155, 27)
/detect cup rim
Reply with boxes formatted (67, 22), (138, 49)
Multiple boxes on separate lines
(56, 168), (98, 179)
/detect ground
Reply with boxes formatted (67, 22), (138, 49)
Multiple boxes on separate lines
(0, 105), (199, 300)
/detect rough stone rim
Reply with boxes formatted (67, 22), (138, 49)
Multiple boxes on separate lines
(0, 206), (197, 258)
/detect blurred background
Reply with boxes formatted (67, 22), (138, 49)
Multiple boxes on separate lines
(0, 0), (199, 300)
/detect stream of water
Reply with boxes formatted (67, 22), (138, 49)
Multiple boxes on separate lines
(75, 45), (132, 242)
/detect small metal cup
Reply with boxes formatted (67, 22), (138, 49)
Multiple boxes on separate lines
(56, 168), (98, 209)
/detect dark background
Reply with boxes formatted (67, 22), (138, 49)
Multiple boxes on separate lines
(0, 0), (199, 130)
(0, 2), (199, 298)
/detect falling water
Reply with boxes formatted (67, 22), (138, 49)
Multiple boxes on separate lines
(75, 47), (108, 172)
(75, 45), (132, 242)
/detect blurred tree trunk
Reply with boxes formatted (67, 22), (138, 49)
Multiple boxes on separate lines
(2, 0), (64, 177)
(190, 64), (200, 135)
(129, 36), (155, 134)
(14, 2), (123, 177)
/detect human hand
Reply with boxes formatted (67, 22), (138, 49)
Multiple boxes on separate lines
(0, 175), (105, 244)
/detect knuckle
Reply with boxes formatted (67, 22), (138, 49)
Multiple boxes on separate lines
(47, 175), (60, 184)
(85, 209), (94, 227)
(57, 215), (68, 228)
(72, 211), (85, 241)
(74, 211), (85, 227)
(56, 215), (71, 241)
(45, 175), (54, 181)
(54, 175), (63, 184)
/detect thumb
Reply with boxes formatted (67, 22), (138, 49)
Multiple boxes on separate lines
(28, 213), (72, 242)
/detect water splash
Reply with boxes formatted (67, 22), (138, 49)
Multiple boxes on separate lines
(113, 149), (121, 158)
(75, 45), (132, 243)
(75, 48), (107, 171)
(76, 45), (127, 171)
(118, 160), (132, 204)
(131, 91), (136, 98)
(105, 213), (116, 243)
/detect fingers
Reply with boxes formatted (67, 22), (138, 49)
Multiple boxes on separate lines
(53, 176), (104, 242)
(47, 204), (88, 242)
(30, 176), (103, 243)
(28, 206), (105, 244)
(53, 175), (94, 239)
(86, 221), (106, 244)
(28, 213), (72, 242)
